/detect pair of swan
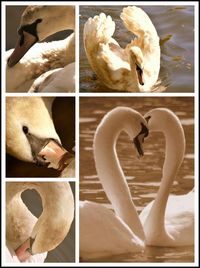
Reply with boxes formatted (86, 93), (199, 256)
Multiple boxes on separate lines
(80, 107), (194, 260)
(83, 6), (160, 92)
(6, 97), (75, 177)
(6, 182), (74, 262)
(6, 5), (75, 92)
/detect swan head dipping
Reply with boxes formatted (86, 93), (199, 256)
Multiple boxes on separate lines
(6, 97), (73, 170)
(95, 107), (149, 158)
(6, 182), (74, 262)
(7, 5), (75, 67)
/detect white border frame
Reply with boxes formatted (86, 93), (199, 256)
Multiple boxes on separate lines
(1, 1), (199, 267)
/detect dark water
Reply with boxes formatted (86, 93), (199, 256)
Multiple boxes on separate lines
(80, 97), (194, 262)
(79, 5), (194, 93)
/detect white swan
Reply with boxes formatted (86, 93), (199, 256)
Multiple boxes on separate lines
(80, 107), (149, 260)
(6, 97), (74, 175)
(140, 108), (194, 246)
(28, 63), (75, 93)
(83, 6), (160, 92)
(6, 5), (75, 92)
(6, 182), (74, 262)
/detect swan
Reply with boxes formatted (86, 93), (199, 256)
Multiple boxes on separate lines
(83, 6), (160, 92)
(140, 108), (194, 246)
(6, 97), (74, 175)
(6, 5), (75, 92)
(28, 63), (75, 93)
(80, 107), (149, 260)
(6, 182), (74, 262)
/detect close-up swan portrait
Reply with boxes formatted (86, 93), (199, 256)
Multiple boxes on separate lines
(79, 97), (194, 262)
(6, 181), (75, 263)
(6, 97), (75, 178)
(6, 5), (75, 93)
(80, 5), (194, 93)
(80, 106), (149, 260)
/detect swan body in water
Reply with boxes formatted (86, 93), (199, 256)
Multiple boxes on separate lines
(6, 97), (75, 176)
(6, 182), (74, 262)
(6, 5), (75, 92)
(80, 107), (149, 260)
(84, 6), (160, 92)
(140, 108), (194, 246)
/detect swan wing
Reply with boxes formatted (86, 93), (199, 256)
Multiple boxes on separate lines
(29, 63), (75, 93)
(84, 13), (135, 91)
(80, 201), (144, 260)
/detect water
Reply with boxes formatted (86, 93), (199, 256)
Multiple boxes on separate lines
(79, 5), (194, 92)
(80, 97), (194, 262)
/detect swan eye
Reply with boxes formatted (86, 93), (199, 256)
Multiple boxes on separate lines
(22, 126), (29, 134)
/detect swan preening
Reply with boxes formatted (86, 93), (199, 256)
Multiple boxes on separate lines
(80, 107), (149, 259)
(80, 107), (194, 260)
(6, 5), (75, 93)
(6, 97), (75, 177)
(6, 182), (74, 262)
(140, 108), (194, 246)
(83, 6), (160, 92)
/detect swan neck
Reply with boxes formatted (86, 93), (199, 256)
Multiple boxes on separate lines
(145, 118), (185, 237)
(94, 113), (144, 240)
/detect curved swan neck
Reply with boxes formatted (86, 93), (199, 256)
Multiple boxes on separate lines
(7, 182), (74, 254)
(94, 108), (145, 240)
(145, 109), (185, 238)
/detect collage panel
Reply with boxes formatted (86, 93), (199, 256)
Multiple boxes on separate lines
(6, 181), (75, 263)
(79, 96), (194, 262)
(79, 5), (194, 93)
(6, 96), (75, 178)
(6, 5), (75, 93)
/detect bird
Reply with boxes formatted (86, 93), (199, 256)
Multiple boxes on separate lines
(6, 5), (75, 92)
(6, 182), (74, 262)
(83, 6), (160, 92)
(140, 108), (194, 246)
(6, 97), (75, 176)
(28, 63), (75, 93)
(80, 107), (149, 260)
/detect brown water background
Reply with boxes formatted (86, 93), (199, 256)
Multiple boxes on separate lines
(80, 97), (194, 262)
(80, 5), (194, 93)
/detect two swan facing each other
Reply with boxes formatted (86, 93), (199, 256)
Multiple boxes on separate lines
(6, 97), (75, 177)
(83, 6), (160, 92)
(80, 107), (194, 260)
(6, 5), (75, 93)
(6, 182), (74, 263)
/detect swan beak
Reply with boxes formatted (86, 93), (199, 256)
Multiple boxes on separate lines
(15, 238), (33, 262)
(136, 65), (144, 86)
(133, 135), (144, 158)
(38, 140), (74, 170)
(7, 31), (37, 67)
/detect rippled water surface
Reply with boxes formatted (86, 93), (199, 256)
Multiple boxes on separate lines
(80, 5), (194, 92)
(80, 97), (194, 263)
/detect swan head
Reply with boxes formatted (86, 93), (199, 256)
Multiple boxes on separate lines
(129, 47), (144, 86)
(7, 182), (74, 262)
(7, 5), (75, 67)
(144, 108), (184, 134)
(6, 97), (62, 165)
(96, 107), (149, 157)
